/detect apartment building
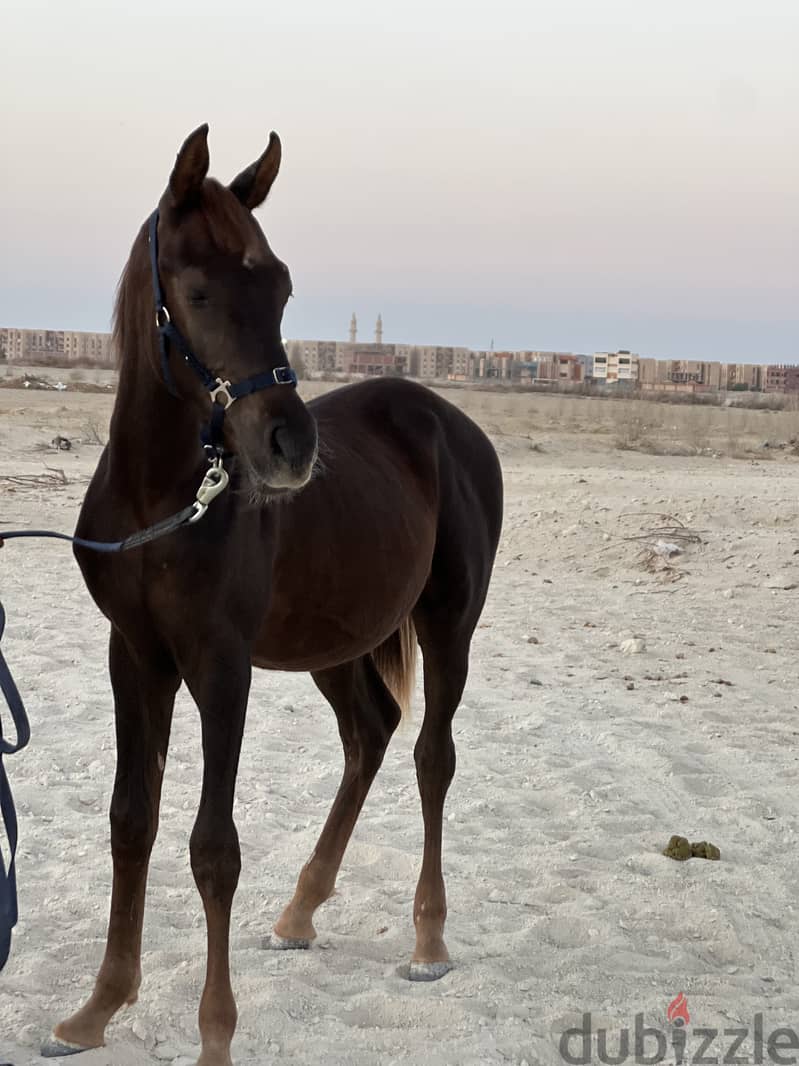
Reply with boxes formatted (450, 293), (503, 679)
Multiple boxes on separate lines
(592, 350), (639, 384)
(666, 360), (724, 388)
(0, 327), (114, 366)
(726, 363), (762, 391)
(763, 365), (799, 392)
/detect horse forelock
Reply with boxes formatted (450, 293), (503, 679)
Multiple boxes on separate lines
(197, 180), (260, 257)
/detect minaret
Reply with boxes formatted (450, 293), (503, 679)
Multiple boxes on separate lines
(349, 312), (357, 343)
(375, 313), (383, 345)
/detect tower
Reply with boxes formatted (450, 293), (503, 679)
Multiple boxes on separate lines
(375, 313), (383, 345)
(349, 312), (357, 343)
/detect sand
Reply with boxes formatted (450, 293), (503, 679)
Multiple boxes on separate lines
(1, 383), (798, 1065)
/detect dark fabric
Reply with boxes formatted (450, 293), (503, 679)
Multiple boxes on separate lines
(0, 601), (30, 973)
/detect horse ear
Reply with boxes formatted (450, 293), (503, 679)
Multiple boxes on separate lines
(229, 132), (282, 210)
(169, 124), (210, 206)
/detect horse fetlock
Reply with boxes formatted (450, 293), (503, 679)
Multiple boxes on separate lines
(272, 908), (317, 943)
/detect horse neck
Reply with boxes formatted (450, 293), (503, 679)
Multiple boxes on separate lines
(107, 340), (206, 509)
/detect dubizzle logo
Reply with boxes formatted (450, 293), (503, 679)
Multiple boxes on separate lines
(558, 992), (799, 1065)
(667, 992), (690, 1027)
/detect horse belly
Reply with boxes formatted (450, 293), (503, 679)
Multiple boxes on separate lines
(251, 532), (433, 672)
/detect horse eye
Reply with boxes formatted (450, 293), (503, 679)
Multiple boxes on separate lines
(189, 290), (208, 307)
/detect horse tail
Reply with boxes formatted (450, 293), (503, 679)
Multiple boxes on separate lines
(372, 617), (417, 720)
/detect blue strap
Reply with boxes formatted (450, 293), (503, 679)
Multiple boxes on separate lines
(229, 366), (297, 399)
(0, 601), (30, 973)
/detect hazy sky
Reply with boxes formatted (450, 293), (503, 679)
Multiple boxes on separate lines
(2, 1), (797, 360)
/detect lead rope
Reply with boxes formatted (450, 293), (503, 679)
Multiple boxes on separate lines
(0, 458), (229, 972)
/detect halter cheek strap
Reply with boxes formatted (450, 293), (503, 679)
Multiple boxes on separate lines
(147, 209), (297, 458)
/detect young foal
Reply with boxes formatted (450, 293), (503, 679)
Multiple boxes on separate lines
(45, 126), (503, 1066)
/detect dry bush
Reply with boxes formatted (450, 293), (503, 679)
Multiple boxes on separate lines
(614, 412), (656, 451)
(82, 419), (107, 446)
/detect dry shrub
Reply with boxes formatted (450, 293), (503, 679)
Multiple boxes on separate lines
(614, 413), (657, 452)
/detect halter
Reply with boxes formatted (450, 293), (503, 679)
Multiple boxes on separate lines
(147, 209), (297, 461)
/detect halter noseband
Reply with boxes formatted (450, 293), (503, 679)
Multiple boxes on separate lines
(147, 209), (297, 461)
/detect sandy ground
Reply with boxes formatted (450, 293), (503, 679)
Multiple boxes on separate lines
(1, 383), (798, 1065)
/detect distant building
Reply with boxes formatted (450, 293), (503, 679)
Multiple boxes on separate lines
(726, 363), (762, 391)
(592, 350), (639, 384)
(764, 365), (799, 392)
(534, 352), (581, 383)
(4, 322), (796, 398)
(344, 344), (404, 376)
(418, 346), (451, 379)
(0, 327), (114, 366)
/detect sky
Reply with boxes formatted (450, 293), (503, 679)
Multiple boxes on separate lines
(1, 0), (797, 361)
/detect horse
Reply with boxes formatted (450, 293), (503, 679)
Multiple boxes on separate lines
(43, 125), (503, 1066)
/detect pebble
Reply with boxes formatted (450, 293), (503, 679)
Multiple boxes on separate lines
(620, 638), (646, 655)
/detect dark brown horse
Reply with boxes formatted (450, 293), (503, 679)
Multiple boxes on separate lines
(44, 126), (502, 1066)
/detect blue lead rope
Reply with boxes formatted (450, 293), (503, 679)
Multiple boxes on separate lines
(0, 499), (202, 975)
(0, 600), (30, 972)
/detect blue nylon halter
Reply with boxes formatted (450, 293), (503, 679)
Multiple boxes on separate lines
(147, 208), (297, 456)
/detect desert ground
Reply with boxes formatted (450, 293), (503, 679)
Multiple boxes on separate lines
(1, 379), (798, 1065)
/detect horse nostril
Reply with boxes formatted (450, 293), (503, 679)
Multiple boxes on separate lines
(270, 424), (286, 459)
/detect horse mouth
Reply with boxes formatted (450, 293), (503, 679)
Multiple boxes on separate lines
(238, 451), (317, 505)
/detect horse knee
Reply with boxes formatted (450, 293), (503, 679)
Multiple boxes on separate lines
(109, 792), (156, 861)
(190, 817), (241, 899)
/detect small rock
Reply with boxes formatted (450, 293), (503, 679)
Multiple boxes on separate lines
(131, 1019), (155, 1049)
(620, 638), (646, 655)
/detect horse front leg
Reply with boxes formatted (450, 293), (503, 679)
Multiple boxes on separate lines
(44, 628), (179, 1056)
(181, 638), (251, 1066)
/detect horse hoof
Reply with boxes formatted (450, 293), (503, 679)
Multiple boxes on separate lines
(408, 960), (453, 982)
(40, 1035), (97, 1057)
(262, 933), (311, 951)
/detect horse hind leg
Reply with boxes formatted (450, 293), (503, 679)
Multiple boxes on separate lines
(407, 599), (478, 982)
(267, 653), (401, 948)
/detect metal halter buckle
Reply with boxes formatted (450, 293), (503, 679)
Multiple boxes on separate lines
(273, 366), (295, 385)
(209, 378), (236, 409)
(189, 462), (230, 524)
